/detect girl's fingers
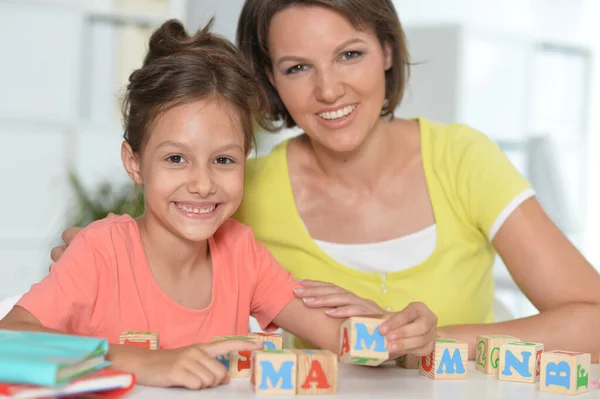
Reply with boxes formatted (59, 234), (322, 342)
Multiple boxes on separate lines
(186, 359), (220, 388)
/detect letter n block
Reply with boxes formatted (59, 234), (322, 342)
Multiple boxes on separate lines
(476, 335), (520, 374)
(248, 332), (284, 350)
(396, 354), (420, 369)
(498, 341), (543, 383)
(339, 316), (388, 366)
(419, 338), (468, 380)
(295, 349), (338, 395)
(251, 350), (297, 395)
(539, 351), (590, 395)
(211, 335), (258, 378)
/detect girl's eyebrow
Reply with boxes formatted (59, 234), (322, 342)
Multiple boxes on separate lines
(155, 140), (188, 151)
(274, 38), (367, 68)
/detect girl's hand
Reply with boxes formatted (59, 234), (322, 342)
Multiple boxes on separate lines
(380, 302), (438, 357)
(293, 279), (385, 317)
(137, 339), (263, 388)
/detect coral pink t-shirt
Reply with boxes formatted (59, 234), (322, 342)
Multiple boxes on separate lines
(17, 215), (299, 349)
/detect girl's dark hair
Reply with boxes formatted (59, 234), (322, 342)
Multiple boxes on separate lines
(123, 18), (265, 153)
(236, 0), (411, 130)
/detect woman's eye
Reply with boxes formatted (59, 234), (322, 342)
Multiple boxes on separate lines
(167, 155), (185, 164)
(286, 64), (308, 74)
(340, 50), (363, 61)
(214, 157), (234, 165)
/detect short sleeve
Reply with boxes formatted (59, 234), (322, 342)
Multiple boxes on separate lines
(248, 237), (301, 332)
(454, 127), (534, 240)
(16, 233), (111, 334)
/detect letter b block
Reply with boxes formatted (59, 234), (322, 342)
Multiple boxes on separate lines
(498, 341), (544, 383)
(339, 317), (388, 366)
(295, 349), (338, 395)
(251, 350), (297, 395)
(476, 335), (520, 374)
(419, 338), (468, 380)
(540, 351), (590, 395)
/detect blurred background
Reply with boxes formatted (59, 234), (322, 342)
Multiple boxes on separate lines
(0, 0), (598, 322)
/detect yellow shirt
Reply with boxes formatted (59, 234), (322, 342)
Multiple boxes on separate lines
(235, 118), (531, 329)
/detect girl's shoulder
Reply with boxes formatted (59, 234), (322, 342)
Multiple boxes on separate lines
(74, 214), (140, 250)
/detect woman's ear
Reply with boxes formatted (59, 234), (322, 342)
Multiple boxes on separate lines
(121, 141), (143, 185)
(383, 42), (393, 71)
(266, 68), (276, 88)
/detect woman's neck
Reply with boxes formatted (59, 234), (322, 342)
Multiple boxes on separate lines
(302, 117), (414, 190)
(136, 215), (210, 278)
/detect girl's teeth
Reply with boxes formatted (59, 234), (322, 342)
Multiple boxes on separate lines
(177, 204), (216, 214)
(318, 104), (357, 120)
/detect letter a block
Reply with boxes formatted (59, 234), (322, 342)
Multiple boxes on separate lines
(339, 316), (388, 366)
(248, 332), (284, 350)
(251, 350), (297, 395)
(498, 341), (543, 383)
(540, 351), (590, 395)
(476, 335), (520, 374)
(419, 338), (468, 380)
(212, 335), (259, 378)
(396, 354), (420, 369)
(295, 350), (338, 395)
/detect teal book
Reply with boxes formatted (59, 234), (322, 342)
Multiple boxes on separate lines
(0, 330), (111, 386)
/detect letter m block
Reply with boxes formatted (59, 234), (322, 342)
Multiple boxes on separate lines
(540, 350), (590, 395)
(339, 316), (388, 366)
(419, 338), (468, 380)
(251, 350), (297, 395)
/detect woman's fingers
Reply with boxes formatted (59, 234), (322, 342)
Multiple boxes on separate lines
(387, 326), (437, 355)
(293, 284), (343, 299)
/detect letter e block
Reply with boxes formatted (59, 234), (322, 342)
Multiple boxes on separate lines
(498, 341), (543, 383)
(419, 338), (468, 380)
(248, 332), (284, 350)
(294, 349), (337, 394)
(540, 351), (590, 395)
(211, 335), (258, 378)
(339, 316), (388, 366)
(396, 354), (420, 369)
(251, 350), (297, 395)
(476, 335), (520, 374)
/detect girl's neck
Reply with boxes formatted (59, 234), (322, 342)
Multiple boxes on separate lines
(302, 117), (411, 190)
(136, 215), (210, 277)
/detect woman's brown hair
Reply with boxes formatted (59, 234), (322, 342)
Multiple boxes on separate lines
(123, 18), (265, 153)
(236, 0), (410, 130)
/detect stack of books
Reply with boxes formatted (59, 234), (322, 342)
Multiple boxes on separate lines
(0, 330), (135, 398)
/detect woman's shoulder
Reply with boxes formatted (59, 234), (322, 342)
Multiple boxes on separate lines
(420, 117), (493, 149)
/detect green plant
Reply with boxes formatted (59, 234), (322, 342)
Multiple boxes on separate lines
(67, 171), (144, 227)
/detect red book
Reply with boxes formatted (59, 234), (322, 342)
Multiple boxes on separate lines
(0, 368), (135, 398)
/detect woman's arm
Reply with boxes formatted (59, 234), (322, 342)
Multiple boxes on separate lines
(438, 198), (600, 360)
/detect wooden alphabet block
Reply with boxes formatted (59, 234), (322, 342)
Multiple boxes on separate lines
(248, 332), (284, 350)
(476, 335), (520, 374)
(419, 338), (468, 380)
(395, 354), (420, 369)
(251, 350), (297, 395)
(212, 335), (260, 378)
(294, 349), (338, 395)
(498, 341), (543, 383)
(119, 331), (159, 350)
(539, 351), (590, 395)
(339, 316), (388, 366)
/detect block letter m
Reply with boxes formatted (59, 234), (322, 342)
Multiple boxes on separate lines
(259, 361), (295, 390)
(354, 322), (386, 352)
(436, 348), (466, 374)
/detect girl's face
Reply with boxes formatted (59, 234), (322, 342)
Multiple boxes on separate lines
(123, 99), (246, 243)
(267, 5), (392, 154)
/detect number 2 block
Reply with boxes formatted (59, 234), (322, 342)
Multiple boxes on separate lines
(498, 341), (543, 383)
(540, 351), (590, 395)
(476, 335), (520, 374)
(339, 316), (388, 366)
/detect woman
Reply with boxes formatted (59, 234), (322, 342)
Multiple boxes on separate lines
(54, 0), (600, 359)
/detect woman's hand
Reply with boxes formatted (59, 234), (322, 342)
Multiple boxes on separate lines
(133, 339), (263, 388)
(380, 302), (438, 357)
(293, 279), (385, 317)
(50, 227), (83, 263)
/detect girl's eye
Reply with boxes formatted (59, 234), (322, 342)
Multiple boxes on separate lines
(340, 50), (363, 61)
(167, 155), (186, 164)
(286, 64), (309, 74)
(214, 157), (234, 165)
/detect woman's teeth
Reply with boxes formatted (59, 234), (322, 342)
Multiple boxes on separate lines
(318, 104), (358, 120)
(176, 203), (216, 214)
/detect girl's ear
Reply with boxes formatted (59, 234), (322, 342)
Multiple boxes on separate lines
(121, 141), (143, 185)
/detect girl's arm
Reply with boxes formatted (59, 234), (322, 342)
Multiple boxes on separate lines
(438, 198), (600, 360)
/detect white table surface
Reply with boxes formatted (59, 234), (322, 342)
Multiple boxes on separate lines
(127, 361), (600, 398)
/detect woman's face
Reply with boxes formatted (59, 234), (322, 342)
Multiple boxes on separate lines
(267, 5), (392, 154)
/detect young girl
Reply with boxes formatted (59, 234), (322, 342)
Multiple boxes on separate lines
(0, 19), (352, 389)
